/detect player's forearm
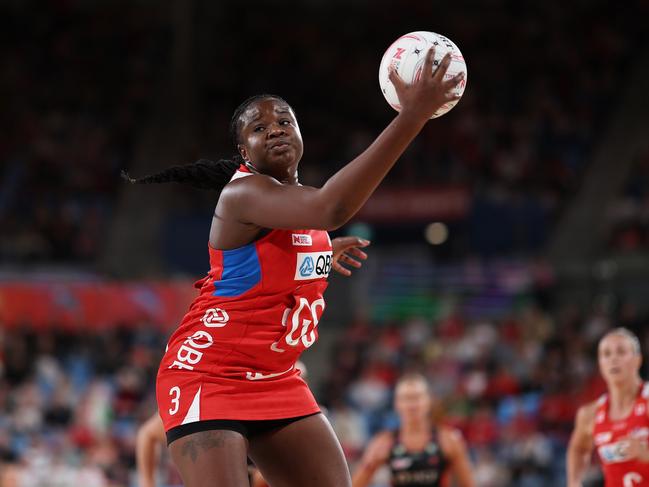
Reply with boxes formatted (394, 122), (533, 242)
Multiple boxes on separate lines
(351, 463), (379, 487)
(320, 110), (427, 226)
(566, 447), (589, 487)
(136, 437), (159, 487)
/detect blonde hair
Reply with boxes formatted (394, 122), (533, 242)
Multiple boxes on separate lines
(395, 373), (431, 392)
(601, 327), (641, 355)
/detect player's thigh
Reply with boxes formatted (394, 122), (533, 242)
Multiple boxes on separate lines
(248, 413), (351, 487)
(169, 429), (250, 487)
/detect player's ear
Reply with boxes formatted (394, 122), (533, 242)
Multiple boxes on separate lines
(238, 144), (249, 163)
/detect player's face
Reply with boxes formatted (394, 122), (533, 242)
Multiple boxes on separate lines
(237, 98), (304, 182)
(395, 380), (431, 423)
(598, 334), (642, 385)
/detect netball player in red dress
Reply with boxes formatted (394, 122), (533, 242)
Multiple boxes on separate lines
(125, 48), (464, 487)
(567, 328), (649, 487)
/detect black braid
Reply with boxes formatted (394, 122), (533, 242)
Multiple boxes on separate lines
(121, 158), (241, 192)
(122, 94), (291, 193)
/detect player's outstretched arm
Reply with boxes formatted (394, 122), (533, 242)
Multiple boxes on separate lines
(136, 413), (166, 487)
(440, 426), (475, 487)
(222, 48), (465, 231)
(352, 431), (394, 487)
(566, 403), (596, 487)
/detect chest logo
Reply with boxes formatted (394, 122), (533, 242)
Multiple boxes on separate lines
(201, 308), (229, 327)
(594, 432), (612, 445)
(598, 440), (637, 464)
(295, 251), (332, 280)
(391, 458), (413, 470)
(292, 234), (312, 246)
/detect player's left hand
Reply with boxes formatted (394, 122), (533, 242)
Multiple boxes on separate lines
(621, 436), (649, 462)
(331, 237), (370, 276)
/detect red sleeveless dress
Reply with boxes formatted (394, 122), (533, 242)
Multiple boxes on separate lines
(156, 166), (332, 431)
(593, 382), (649, 487)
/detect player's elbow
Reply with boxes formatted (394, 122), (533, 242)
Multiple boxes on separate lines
(323, 203), (354, 230)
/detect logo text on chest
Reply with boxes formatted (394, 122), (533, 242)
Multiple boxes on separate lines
(292, 234), (313, 246)
(295, 251), (332, 280)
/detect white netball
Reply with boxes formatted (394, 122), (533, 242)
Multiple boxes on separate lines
(379, 31), (467, 118)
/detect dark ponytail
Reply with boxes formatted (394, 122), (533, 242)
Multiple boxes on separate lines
(121, 157), (242, 192)
(122, 93), (291, 193)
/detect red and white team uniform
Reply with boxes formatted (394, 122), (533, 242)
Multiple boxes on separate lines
(593, 382), (649, 487)
(157, 165), (332, 431)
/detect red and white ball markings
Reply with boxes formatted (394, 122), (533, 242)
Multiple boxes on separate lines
(379, 31), (467, 118)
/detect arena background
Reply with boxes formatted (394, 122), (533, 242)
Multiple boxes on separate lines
(2, 0), (649, 485)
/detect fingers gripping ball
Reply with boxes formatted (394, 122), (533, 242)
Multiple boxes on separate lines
(379, 31), (467, 118)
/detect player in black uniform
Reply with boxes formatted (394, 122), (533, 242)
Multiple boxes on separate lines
(352, 373), (475, 487)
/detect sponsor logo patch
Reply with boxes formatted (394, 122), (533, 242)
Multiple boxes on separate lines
(201, 308), (229, 327)
(295, 251), (332, 280)
(391, 458), (412, 470)
(595, 432), (612, 445)
(292, 234), (312, 246)
(599, 440), (630, 463)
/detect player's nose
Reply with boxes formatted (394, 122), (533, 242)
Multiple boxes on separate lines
(268, 123), (286, 137)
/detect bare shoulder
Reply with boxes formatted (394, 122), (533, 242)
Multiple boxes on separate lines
(575, 401), (598, 428)
(215, 174), (282, 226)
(220, 173), (281, 200)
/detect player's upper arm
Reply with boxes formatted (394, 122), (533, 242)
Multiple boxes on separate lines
(569, 403), (596, 454)
(218, 175), (347, 230)
(440, 427), (475, 487)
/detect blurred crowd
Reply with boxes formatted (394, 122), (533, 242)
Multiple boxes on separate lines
(0, 324), (166, 487)
(2, 0), (648, 267)
(2, 1), (649, 486)
(608, 148), (649, 252)
(320, 301), (628, 487)
(0, 2), (168, 264)
(1, 277), (647, 486)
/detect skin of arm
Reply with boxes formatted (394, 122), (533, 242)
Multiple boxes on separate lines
(136, 413), (166, 487)
(352, 431), (394, 487)
(566, 403), (596, 487)
(438, 426), (475, 487)
(221, 50), (465, 232)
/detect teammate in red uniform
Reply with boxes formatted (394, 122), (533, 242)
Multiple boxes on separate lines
(125, 47), (464, 487)
(567, 328), (649, 487)
(352, 373), (475, 487)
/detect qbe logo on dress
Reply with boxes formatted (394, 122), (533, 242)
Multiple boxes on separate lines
(295, 251), (332, 280)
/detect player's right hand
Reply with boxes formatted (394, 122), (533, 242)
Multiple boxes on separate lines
(389, 47), (465, 121)
(363, 433), (393, 469)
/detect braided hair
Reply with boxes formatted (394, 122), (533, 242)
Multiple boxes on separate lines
(122, 94), (290, 194)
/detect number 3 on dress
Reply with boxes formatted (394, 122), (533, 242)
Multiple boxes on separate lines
(169, 386), (181, 415)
